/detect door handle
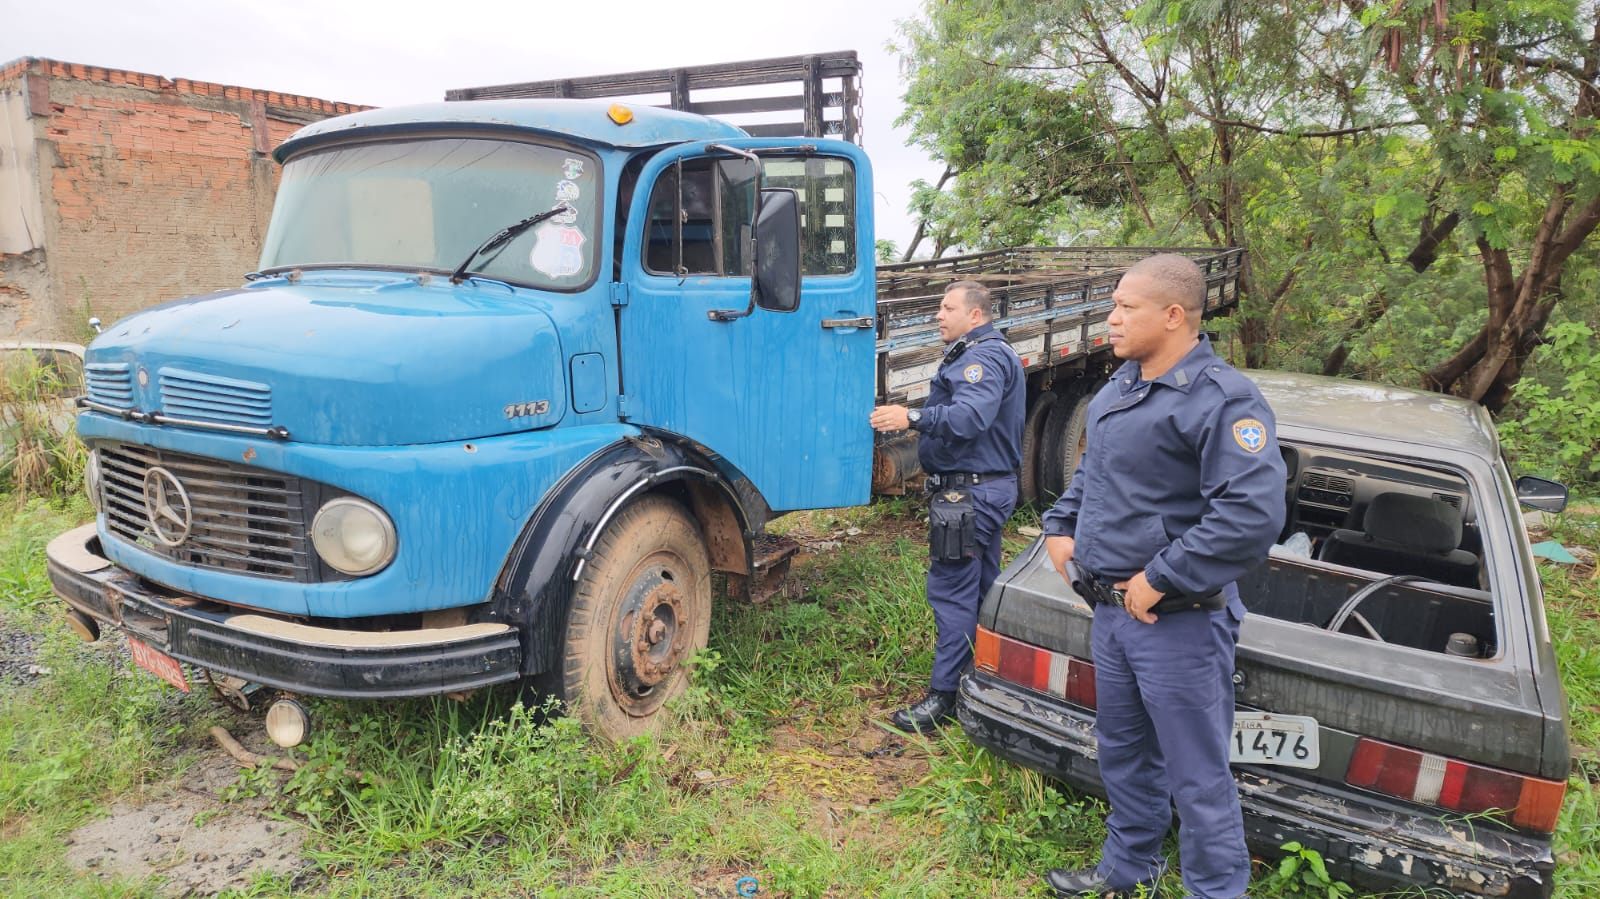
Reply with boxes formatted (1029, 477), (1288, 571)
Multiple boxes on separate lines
(821, 316), (874, 330)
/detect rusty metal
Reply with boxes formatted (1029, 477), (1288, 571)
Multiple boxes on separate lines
(613, 577), (689, 707)
(204, 671), (257, 712)
(447, 52), (864, 144)
(728, 534), (801, 603)
(872, 431), (923, 495)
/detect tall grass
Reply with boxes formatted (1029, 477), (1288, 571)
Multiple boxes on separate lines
(0, 349), (86, 502)
(2, 498), (1599, 897)
(1544, 508), (1600, 899)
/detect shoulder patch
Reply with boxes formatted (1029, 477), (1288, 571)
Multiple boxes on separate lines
(1232, 419), (1267, 453)
(963, 363), (984, 383)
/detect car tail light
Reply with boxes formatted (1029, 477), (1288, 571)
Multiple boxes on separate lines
(1346, 737), (1567, 833)
(973, 625), (1096, 708)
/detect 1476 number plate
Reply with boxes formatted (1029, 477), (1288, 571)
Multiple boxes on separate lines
(1230, 711), (1319, 768)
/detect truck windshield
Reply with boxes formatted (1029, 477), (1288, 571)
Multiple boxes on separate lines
(259, 137), (600, 290)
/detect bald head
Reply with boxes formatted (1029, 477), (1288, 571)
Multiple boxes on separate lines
(1124, 254), (1206, 324)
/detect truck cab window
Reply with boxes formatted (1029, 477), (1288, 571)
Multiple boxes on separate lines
(642, 155), (856, 277)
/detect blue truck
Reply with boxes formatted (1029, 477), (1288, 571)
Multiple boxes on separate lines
(44, 53), (1242, 744)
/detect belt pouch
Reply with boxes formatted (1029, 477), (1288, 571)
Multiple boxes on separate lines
(1150, 590), (1227, 615)
(928, 488), (977, 563)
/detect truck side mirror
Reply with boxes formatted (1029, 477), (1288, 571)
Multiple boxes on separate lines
(1515, 475), (1568, 513)
(752, 188), (800, 313)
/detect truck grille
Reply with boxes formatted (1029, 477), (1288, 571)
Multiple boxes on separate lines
(85, 363), (135, 410)
(99, 443), (313, 581)
(159, 368), (272, 427)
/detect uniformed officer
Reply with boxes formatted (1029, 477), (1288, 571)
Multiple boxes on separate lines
(1038, 255), (1286, 899)
(870, 279), (1025, 733)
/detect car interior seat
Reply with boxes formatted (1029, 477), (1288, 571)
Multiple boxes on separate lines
(1316, 491), (1480, 588)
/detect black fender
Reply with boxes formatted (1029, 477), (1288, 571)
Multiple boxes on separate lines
(487, 431), (768, 679)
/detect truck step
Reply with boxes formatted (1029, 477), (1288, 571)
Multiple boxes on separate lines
(729, 533), (802, 604)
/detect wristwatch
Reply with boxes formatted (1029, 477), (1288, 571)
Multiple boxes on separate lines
(906, 409), (922, 429)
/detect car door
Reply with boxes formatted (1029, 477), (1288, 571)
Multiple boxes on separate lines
(618, 139), (876, 512)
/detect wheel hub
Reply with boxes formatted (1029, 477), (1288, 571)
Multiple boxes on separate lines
(610, 567), (692, 714)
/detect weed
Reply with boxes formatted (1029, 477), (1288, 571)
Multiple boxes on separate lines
(4, 503), (1600, 898)
(0, 349), (86, 502)
(886, 726), (1099, 877)
(1262, 842), (1355, 898)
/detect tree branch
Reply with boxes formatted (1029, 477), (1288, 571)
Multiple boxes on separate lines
(1182, 102), (1419, 137)
(1403, 210), (1460, 272)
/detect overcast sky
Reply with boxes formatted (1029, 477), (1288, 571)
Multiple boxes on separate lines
(1, 0), (941, 250)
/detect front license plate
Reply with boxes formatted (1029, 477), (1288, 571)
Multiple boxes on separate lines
(128, 637), (190, 692)
(1230, 711), (1318, 768)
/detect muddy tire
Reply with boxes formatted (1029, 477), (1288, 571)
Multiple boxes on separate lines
(1040, 386), (1095, 501)
(560, 495), (711, 742)
(1017, 390), (1057, 507)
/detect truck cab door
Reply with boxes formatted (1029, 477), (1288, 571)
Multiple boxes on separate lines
(618, 139), (875, 512)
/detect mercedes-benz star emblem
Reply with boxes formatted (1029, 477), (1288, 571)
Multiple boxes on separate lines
(142, 466), (193, 547)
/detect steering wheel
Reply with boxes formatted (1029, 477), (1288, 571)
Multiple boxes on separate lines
(1324, 574), (1431, 641)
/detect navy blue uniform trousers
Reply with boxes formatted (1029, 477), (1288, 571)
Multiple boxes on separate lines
(1091, 601), (1249, 899)
(926, 476), (1016, 693)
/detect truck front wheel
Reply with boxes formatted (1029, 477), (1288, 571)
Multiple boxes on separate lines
(560, 495), (712, 741)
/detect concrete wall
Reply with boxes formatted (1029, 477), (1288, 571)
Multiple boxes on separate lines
(0, 58), (365, 339)
(0, 80), (48, 332)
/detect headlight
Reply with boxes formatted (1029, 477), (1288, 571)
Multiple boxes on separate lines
(85, 450), (103, 513)
(311, 497), (396, 576)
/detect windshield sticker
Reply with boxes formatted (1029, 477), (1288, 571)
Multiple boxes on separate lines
(555, 180), (580, 201)
(530, 223), (585, 278)
(562, 158), (585, 180)
(552, 200), (579, 225)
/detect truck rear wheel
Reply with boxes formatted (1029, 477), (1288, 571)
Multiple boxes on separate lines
(560, 495), (711, 741)
(1017, 390), (1057, 507)
(1040, 386), (1095, 501)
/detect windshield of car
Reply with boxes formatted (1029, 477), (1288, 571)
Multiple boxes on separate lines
(259, 137), (600, 290)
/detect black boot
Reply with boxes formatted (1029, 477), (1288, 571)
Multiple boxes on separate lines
(889, 690), (956, 734)
(1044, 866), (1162, 898)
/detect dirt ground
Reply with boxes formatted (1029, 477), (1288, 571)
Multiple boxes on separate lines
(62, 742), (308, 897)
(0, 619), (307, 895)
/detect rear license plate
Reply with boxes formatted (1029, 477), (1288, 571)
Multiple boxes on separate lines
(128, 637), (190, 692)
(1231, 711), (1318, 768)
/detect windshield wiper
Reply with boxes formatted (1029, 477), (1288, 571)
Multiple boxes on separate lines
(448, 204), (566, 285)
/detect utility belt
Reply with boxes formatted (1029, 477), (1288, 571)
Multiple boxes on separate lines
(1064, 560), (1227, 616)
(925, 472), (1013, 563)
(925, 471), (1011, 490)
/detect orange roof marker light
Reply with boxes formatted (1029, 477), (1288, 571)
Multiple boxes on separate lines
(607, 104), (634, 126)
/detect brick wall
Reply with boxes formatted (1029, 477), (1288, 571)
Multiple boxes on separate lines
(0, 58), (366, 339)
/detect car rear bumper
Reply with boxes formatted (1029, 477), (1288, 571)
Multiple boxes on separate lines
(958, 670), (1557, 899)
(47, 523), (523, 699)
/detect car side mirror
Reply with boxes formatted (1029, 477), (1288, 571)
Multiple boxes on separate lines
(752, 188), (800, 313)
(1515, 475), (1568, 513)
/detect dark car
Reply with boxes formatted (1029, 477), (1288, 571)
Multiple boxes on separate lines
(958, 371), (1571, 898)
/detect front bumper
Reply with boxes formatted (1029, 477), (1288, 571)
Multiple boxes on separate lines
(958, 671), (1557, 899)
(47, 523), (523, 699)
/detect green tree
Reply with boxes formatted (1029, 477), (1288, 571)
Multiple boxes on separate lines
(895, 0), (1600, 412)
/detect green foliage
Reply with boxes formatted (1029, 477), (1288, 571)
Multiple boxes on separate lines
(1263, 841), (1354, 899)
(892, 0), (1600, 404)
(0, 350), (86, 501)
(6, 502), (1600, 896)
(1499, 322), (1600, 486)
(1531, 513), (1600, 899)
(431, 702), (612, 838)
(885, 731), (1098, 877)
